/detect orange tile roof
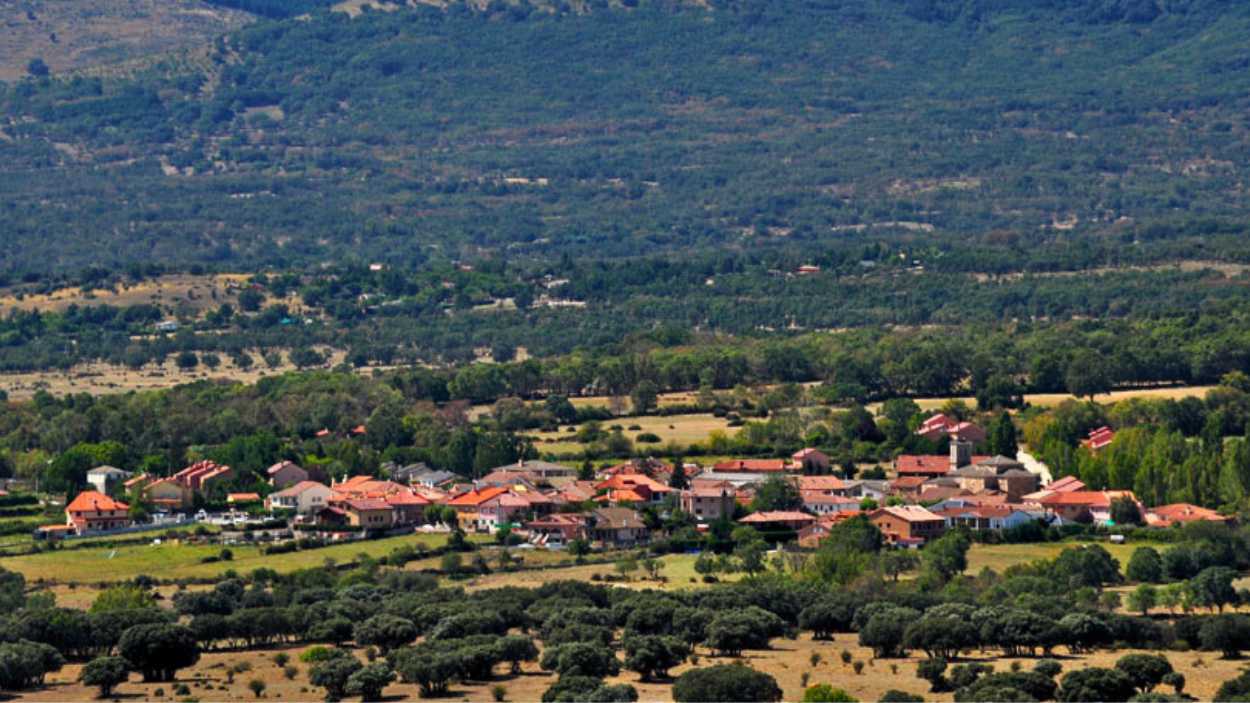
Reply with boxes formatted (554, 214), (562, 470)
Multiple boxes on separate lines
(67, 491), (128, 514)
(1040, 490), (1134, 508)
(713, 459), (791, 472)
(447, 486), (508, 507)
(1147, 503), (1228, 526)
(740, 510), (816, 524)
(797, 476), (845, 492)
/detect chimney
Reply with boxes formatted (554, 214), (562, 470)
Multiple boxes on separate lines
(950, 439), (972, 471)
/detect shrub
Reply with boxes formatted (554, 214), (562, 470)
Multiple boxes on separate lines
(802, 684), (858, 702)
(672, 665), (783, 702)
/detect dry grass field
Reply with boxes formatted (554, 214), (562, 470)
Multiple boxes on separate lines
(0, 349), (346, 401)
(0, 0), (251, 81)
(876, 386), (1217, 414)
(526, 413), (737, 454)
(0, 273), (254, 314)
(19, 631), (1242, 702)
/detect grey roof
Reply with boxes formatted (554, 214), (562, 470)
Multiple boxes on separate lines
(697, 471), (772, 486)
(953, 466), (998, 478)
(408, 467), (457, 485)
(999, 469), (1037, 478)
(87, 466), (130, 477)
(975, 455), (1025, 471)
(488, 460), (576, 477)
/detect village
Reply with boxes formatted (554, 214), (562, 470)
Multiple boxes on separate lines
(44, 413), (1228, 556)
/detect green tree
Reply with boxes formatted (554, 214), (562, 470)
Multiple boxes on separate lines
(80, 656), (129, 698)
(117, 624), (200, 682)
(987, 412), (1018, 458)
(672, 665), (783, 702)
(1126, 547), (1163, 583)
(1114, 653), (1172, 693)
(630, 380), (659, 414)
(921, 529), (971, 582)
(345, 662), (395, 702)
(749, 475), (801, 512)
(623, 634), (690, 681)
(90, 585), (155, 613)
(1126, 584), (1157, 616)
(310, 653), (363, 700)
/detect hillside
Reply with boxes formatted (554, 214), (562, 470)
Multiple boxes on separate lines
(4, 0), (1250, 372)
(2, 0), (1249, 272)
(0, 0), (251, 81)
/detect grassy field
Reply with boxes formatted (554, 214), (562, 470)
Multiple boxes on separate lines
(526, 413), (737, 455)
(453, 552), (739, 592)
(966, 540), (1156, 576)
(3, 531), (473, 584)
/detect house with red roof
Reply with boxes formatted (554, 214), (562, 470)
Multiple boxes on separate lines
(739, 510), (817, 531)
(384, 491), (430, 525)
(895, 455), (952, 478)
(340, 499), (393, 529)
(143, 478), (192, 511)
(712, 459), (791, 473)
(589, 507), (650, 547)
(1145, 503), (1231, 528)
(933, 504), (1045, 531)
(916, 414), (986, 443)
(1039, 490), (1138, 525)
(595, 473), (673, 505)
(801, 491), (861, 515)
(478, 492), (539, 531)
(792, 448), (831, 473)
(525, 513), (589, 547)
(869, 505), (946, 546)
(1083, 426), (1115, 452)
(681, 483), (737, 522)
(266, 481), (334, 515)
(173, 460), (234, 493)
(267, 461), (308, 489)
(66, 491), (129, 534)
(797, 476), (845, 493)
(447, 486), (510, 531)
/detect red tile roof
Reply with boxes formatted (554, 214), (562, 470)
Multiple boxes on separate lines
(344, 499), (391, 512)
(713, 459), (791, 472)
(1048, 476), (1086, 493)
(67, 491), (128, 514)
(1146, 503), (1229, 526)
(740, 510), (817, 524)
(1039, 490), (1134, 508)
(873, 505), (945, 523)
(896, 455), (951, 475)
(797, 476), (845, 492)
(448, 486), (509, 507)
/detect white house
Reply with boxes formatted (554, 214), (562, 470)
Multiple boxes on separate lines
(86, 466), (132, 494)
(265, 481), (334, 515)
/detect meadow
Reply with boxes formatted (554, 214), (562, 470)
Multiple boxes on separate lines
(4, 530), (473, 584)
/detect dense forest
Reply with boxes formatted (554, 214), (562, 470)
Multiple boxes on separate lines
(2, 0), (1250, 371)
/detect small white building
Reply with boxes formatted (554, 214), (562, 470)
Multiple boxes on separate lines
(265, 481), (334, 515)
(86, 466), (132, 494)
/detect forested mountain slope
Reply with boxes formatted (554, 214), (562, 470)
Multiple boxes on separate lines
(0, 0), (250, 81)
(2, 0), (1250, 274)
